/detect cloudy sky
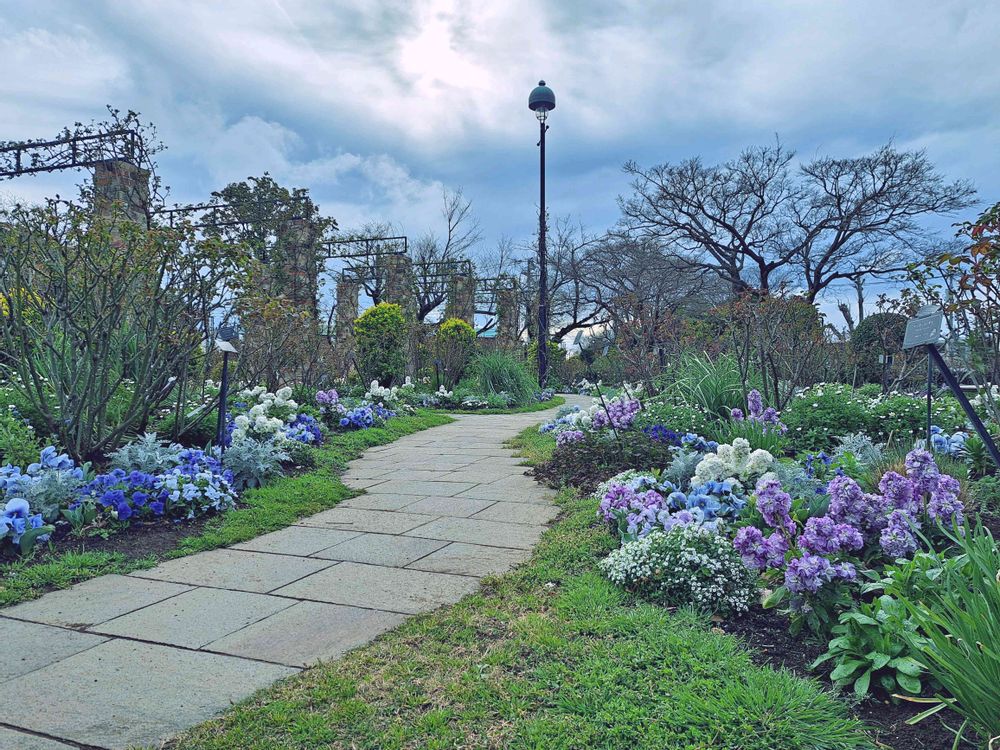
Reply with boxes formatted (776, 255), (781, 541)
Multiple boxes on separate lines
(1, 0), (997, 320)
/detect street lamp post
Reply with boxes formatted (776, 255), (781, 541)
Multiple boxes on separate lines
(529, 80), (555, 387)
(214, 325), (239, 453)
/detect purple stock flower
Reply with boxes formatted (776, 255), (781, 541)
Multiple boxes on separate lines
(928, 474), (964, 524)
(827, 475), (887, 532)
(879, 471), (919, 514)
(905, 449), (939, 496)
(556, 430), (586, 447)
(798, 516), (863, 555)
(831, 561), (857, 581)
(730, 407), (745, 422)
(734, 526), (789, 570)
(754, 477), (794, 534)
(784, 553), (835, 594)
(879, 509), (919, 558)
(747, 389), (764, 419)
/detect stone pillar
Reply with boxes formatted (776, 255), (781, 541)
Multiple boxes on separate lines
(277, 218), (319, 319)
(497, 280), (521, 347)
(334, 277), (360, 373)
(93, 159), (150, 225)
(446, 272), (476, 326)
(384, 255), (417, 375)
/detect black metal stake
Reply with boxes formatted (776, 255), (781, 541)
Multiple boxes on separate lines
(926, 351), (933, 447)
(215, 350), (231, 453)
(926, 344), (1000, 469)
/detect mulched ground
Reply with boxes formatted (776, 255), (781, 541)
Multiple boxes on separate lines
(720, 604), (975, 749)
(1, 513), (213, 567)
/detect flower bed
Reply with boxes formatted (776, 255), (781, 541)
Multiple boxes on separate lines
(533, 383), (1000, 747)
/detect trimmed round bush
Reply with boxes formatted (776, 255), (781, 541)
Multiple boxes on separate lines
(851, 312), (907, 385)
(435, 317), (476, 388)
(354, 303), (407, 386)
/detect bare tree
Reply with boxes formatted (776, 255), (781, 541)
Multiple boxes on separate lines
(619, 141), (976, 300)
(412, 188), (482, 321)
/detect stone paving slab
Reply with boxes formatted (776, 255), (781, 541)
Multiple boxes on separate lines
(371, 479), (477, 497)
(406, 542), (533, 577)
(405, 516), (546, 550)
(471, 500), (560, 526)
(0, 727), (76, 750)
(273, 561), (480, 614)
(0, 618), (107, 681)
(339, 491), (435, 511)
(131, 548), (333, 593)
(457, 483), (556, 505)
(90, 587), (295, 648)
(206, 600), (406, 667)
(401, 495), (495, 518)
(299, 507), (435, 534)
(1, 639), (296, 750)
(3, 574), (192, 629)
(311, 532), (448, 566)
(232, 525), (361, 555)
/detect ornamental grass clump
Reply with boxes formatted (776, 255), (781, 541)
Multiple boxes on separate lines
(600, 525), (755, 616)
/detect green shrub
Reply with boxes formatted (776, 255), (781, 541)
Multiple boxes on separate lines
(0, 407), (42, 468)
(969, 474), (1000, 514)
(851, 312), (907, 384)
(635, 397), (715, 435)
(783, 386), (871, 452)
(434, 318), (476, 388)
(354, 303), (407, 386)
(466, 351), (537, 405)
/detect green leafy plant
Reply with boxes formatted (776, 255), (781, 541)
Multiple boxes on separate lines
(899, 524), (1000, 745)
(668, 352), (747, 417)
(353, 303), (408, 386)
(963, 434), (999, 479)
(0, 408), (41, 469)
(635, 397), (715, 435)
(969, 474), (1000, 514)
(465, 351), (537, 405)
(783, 386), (871, 452)
(812, 595), (928, 698)
(708, 418), (789, 454)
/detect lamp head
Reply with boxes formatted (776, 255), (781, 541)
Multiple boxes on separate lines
(528, 80), (555, 121)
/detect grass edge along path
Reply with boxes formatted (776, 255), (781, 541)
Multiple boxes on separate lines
(0, 410), (453, 608)
(167, 426), (873, 750)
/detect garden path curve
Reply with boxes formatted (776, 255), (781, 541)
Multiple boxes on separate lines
(0, 398), (587, 750)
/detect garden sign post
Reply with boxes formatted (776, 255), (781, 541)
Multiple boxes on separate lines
(903, 307), (1000, 469)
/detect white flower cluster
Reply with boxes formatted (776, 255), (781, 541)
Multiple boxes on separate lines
(364, 378), (416, 406)
(599, 526), (754, 615)
(435, 385), (453, 399)
(692, 438), (775, 490)
(231, 386), (297, 442)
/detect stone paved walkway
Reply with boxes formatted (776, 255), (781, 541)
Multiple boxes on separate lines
(0, 399), (584, 750)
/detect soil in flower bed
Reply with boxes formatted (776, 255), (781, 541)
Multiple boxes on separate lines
(1, 514), (212, 569)
(721, 607), (976, 750)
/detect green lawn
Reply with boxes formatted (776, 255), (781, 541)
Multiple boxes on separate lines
(0, 410), (452, 608)
(168, 428), (872, 750)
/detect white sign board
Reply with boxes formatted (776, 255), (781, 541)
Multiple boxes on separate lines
(902, 311), (944, 350)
